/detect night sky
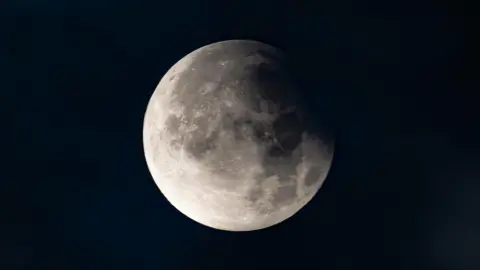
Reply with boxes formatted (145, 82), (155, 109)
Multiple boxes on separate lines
(3, 1), (479, 269)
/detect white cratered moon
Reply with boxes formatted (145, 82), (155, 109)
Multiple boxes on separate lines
(143, 40), (334, 231)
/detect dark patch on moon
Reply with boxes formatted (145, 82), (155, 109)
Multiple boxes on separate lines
(253, 151), (302, 207)
(268, 111), (303, 157)
(248, 188), (263, 203)
(247, 183), (298, 213)
(242, 62), (297, 114)
(165, 115), (182, 150)
(304, 167), (323, 187)
(274, 185), (297, 206)
(165, 114), (181, 134)
(185, 130), (220, 160)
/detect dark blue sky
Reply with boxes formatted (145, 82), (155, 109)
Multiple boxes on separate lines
(3, 1), (479, 269)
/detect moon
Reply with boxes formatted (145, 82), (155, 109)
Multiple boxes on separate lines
(143, 40), (334, 231)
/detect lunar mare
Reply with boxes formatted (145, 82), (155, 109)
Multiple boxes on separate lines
(143, 40), (334, 231)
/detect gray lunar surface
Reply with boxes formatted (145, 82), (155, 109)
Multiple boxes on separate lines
(143, 40), (335, 231)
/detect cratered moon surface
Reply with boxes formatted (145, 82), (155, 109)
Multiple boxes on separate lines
(143, 40), (334, 231)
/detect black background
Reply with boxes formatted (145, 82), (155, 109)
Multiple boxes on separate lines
(2, 0), (479, 269)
